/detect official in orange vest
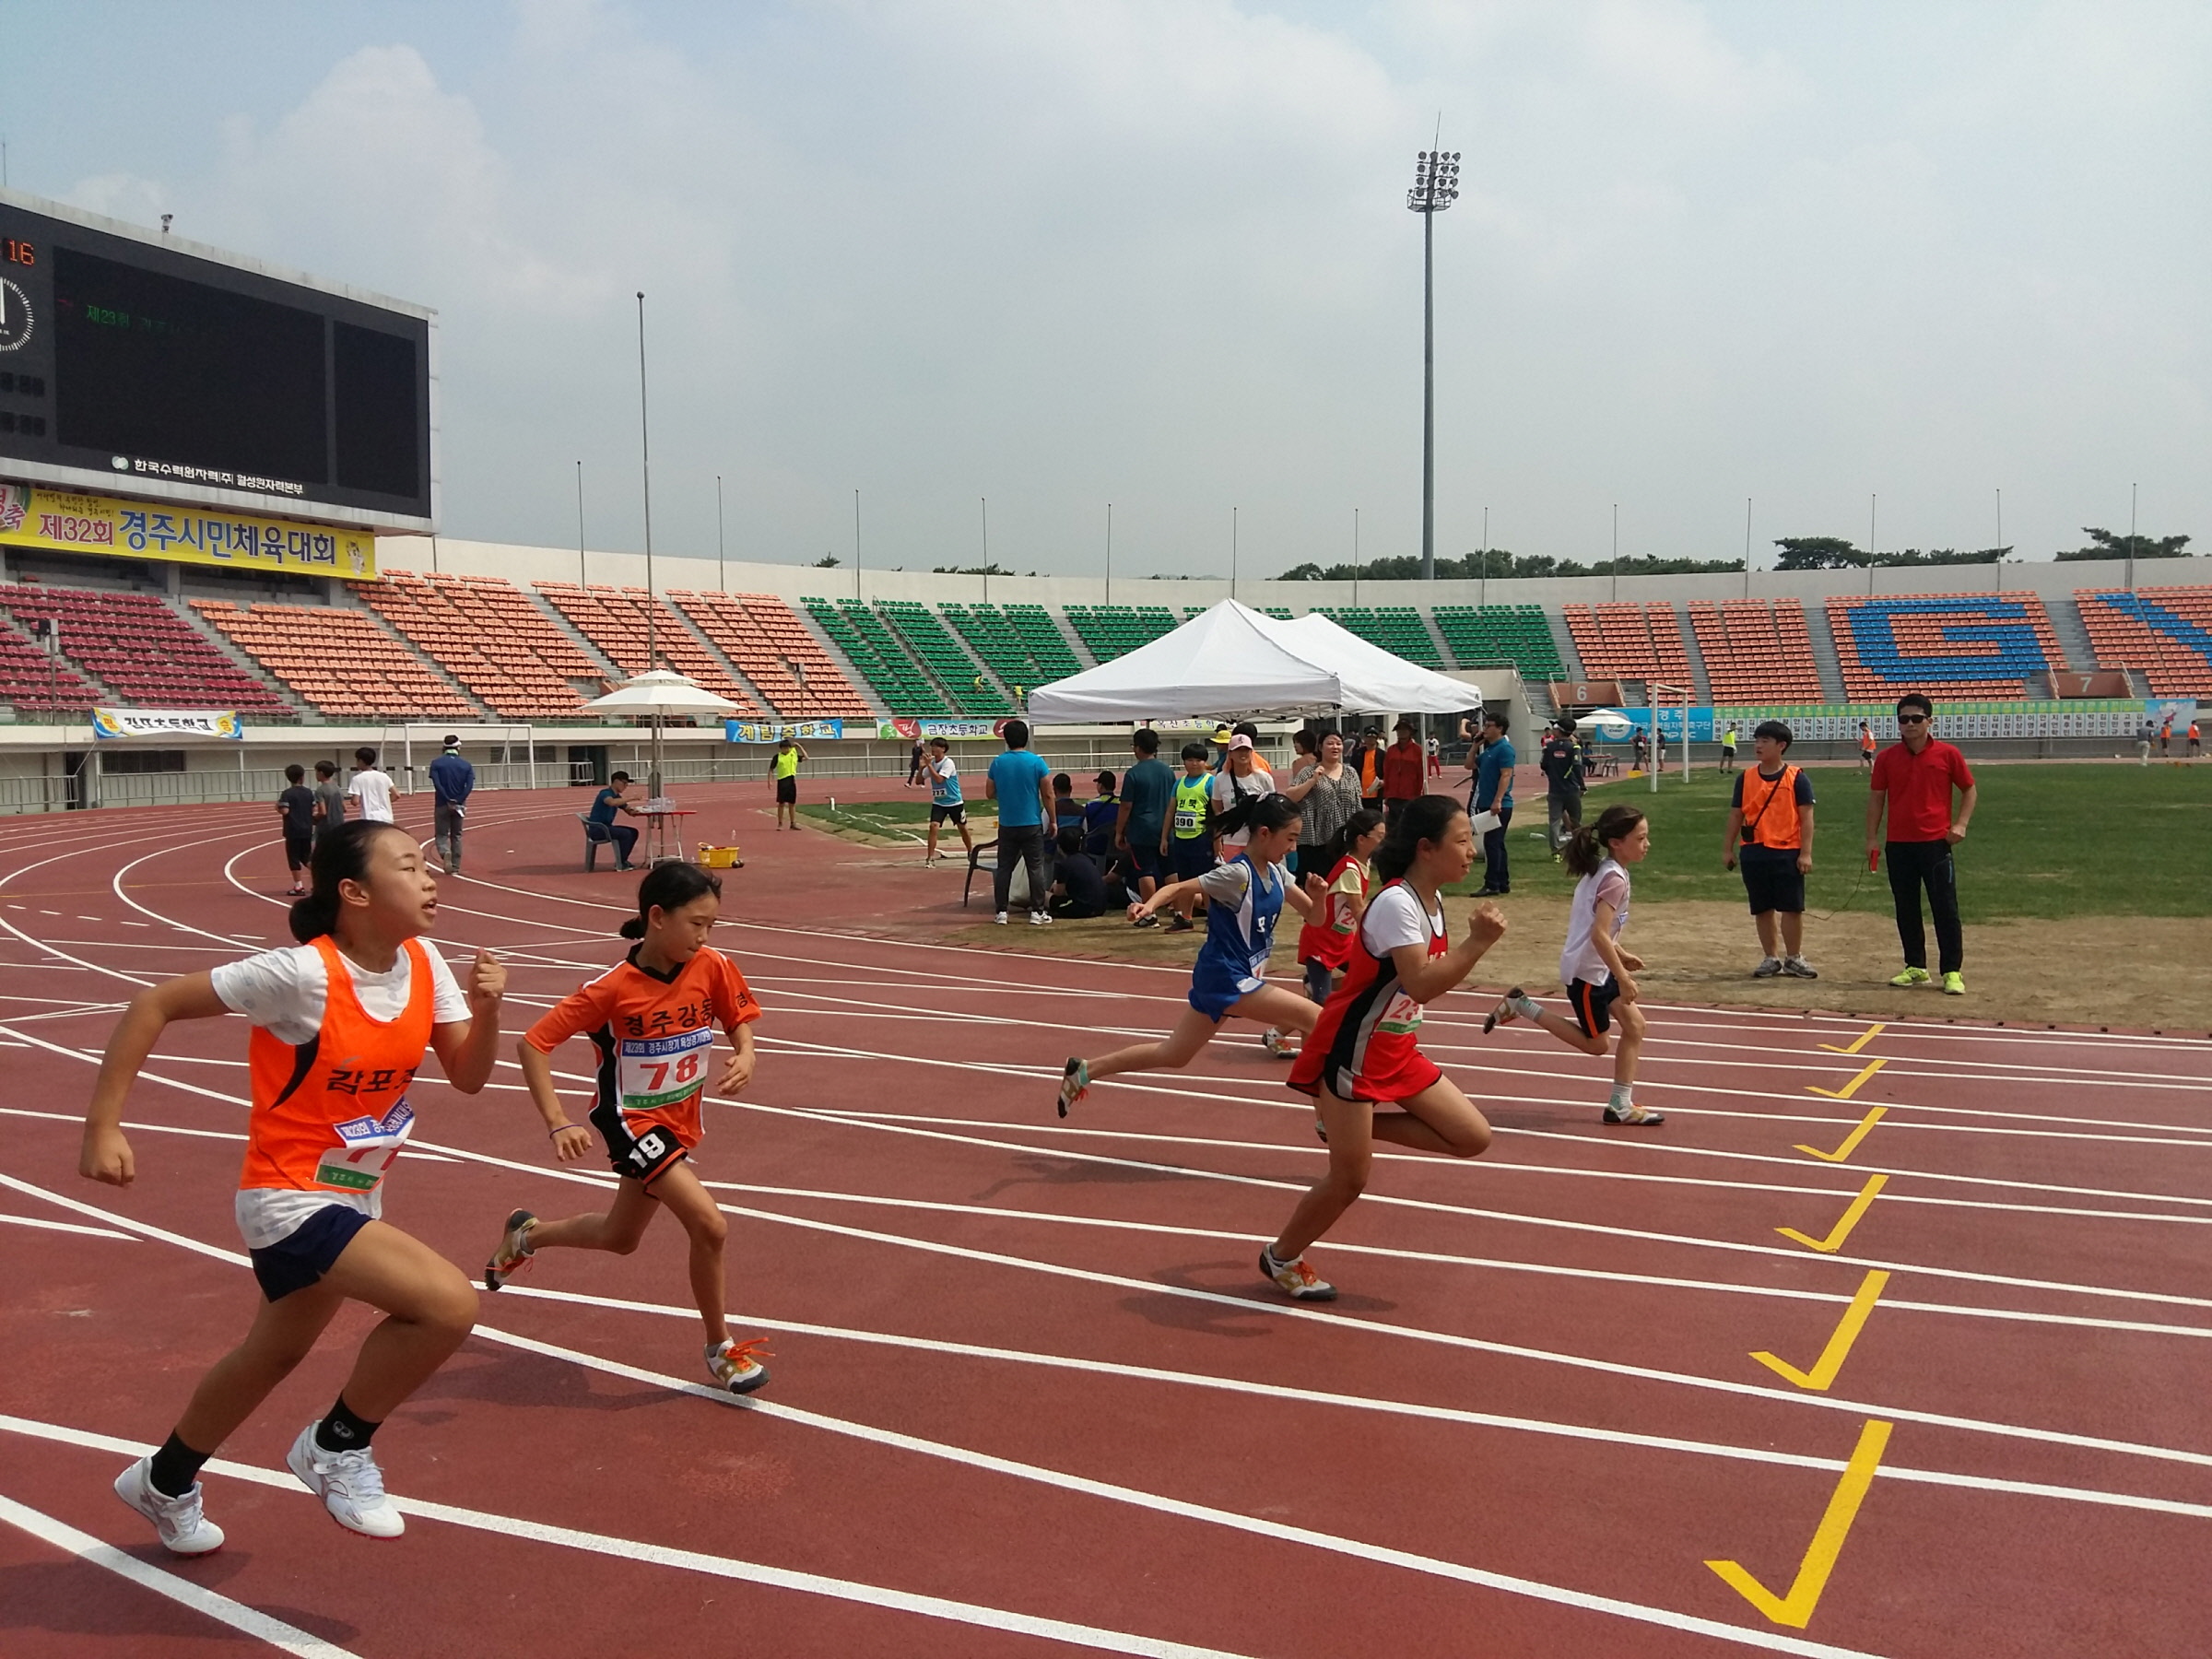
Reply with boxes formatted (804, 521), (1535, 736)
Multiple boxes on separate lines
(1723, 719), (1818, 979)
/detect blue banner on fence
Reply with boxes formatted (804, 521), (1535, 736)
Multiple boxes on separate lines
(724, 719), (843, 743)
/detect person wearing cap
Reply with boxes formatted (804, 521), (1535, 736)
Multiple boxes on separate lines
(1381, 719), (1426, 828)
(1209, 724), (1235, 772)
(1539, 717), (1584, 857)
(428, 735), (475, 876)
(1081, 770), (1121, 857)
(1210, 734), (1273, 859)
(1723, 720), (1818, 979)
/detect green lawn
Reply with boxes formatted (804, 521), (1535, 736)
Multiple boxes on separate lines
(1444, 761), (2211, 920)
(798, 798), (999, 841)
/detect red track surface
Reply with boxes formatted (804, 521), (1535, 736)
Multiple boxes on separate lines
(2, 784), (2207, 1657)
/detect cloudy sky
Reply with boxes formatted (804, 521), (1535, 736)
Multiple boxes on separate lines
(8, 0), (2206, 578)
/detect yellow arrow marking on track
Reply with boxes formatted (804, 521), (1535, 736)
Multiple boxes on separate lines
(1776, 1174), (1888, 1253)
(1795, 1107), (1887, 1162)
(1706, 1418), (1893, 1628)
(1817, 1022), (1884, 1055)
(1750, 1271), (1890, 1391)
(1806, 1057), (1887, 1100)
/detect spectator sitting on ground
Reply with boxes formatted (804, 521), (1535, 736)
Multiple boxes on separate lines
(1082, 771), (1120, 857)
(1049, 828), (1111, 918)
(1053, 772), (1086, 838)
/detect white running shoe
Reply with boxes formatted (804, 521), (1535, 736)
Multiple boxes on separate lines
(994, 911), (1009, 925)
(113, 1456), (224, 1556)
(1030, 911), (1053, 925)
(287, 1423), (404, 1539)
(1259, 1246), (1336, 1302)
(707, 1336), (771, 1395)
(1751, 956), (1783, 978)
(1781, 956), (1819, 980)
(1260, 1029), (1297, 1059)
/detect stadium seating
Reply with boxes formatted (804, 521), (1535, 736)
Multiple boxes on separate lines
(877, 602), (1010, 717)
(668, 591), (873, 719)
(803, 599), (949, 718)
(191, 601), (478, 719)
(1687, 598), (1826, 704)
(1562, 603), (1695, 691)
(940, 604), (1081, 705)
(1430, 605), (1566, 679)
(1062, 605), (1179, 663)
(2073, 587), (2212, 696)
(1002, 605), (1083, 679)
(360, 571), (600, 719)
(0, 583), (289, 713)
(0, 614), (103, 712)
(1314, 607), (1444, 667)
(1825, 593), (2067, 701)
(533, 583), (759, 714)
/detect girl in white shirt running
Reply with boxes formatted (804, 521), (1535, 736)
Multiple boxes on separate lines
(1484, 803), (1664, 1126)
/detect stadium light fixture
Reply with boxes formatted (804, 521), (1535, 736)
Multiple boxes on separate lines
(1406, 142), (1461, 584)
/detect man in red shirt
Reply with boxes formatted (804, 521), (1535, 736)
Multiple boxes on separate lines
(1865, 692), (1978, 994)
(1381, 719), (1427, 827)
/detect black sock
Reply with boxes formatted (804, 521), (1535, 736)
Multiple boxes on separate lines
(147, 1430), (211, 1498)
(313, 1395), (381, 1454)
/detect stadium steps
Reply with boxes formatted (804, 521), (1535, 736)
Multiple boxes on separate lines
(1801, 604), (1848, 703)
(1546, 609), (1583, 681)
(1675, 614), (1716, 704)
(784, 605), (892, 721)
(526, 594), (623, 682)
(1418, 611), (1453, 667)
(2046, 594), (2099, 673)
(175, 602), (313, 715)
(0, 607), (110, 712)
(326, 585), (498, 718)
(660, 606), (778, 715)
(876, 602), (1013, 717)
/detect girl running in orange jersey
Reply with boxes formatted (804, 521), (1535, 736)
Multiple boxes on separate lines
(82, 820), (506, 1554)
(483, 863), (771, 1395)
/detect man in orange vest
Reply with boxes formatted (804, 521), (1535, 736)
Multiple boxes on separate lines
(1723, 719), (1818, 979)
(2190, 720), (2202, 758)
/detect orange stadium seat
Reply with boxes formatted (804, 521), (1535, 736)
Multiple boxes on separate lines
(1824, 593), (2068, 701)
(533, 583), (760, 716)
(666, 590), (872, 720)
(361, 571), (602, 719)
(1561, 602), (1694, 691)
(1687, 598), (1825, 703)
(2073, 586), (2212, 696)
(191, 600), (479, 720)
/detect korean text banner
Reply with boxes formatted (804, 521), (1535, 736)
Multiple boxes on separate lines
(724, 719), (843, 743)
(0, 481), (377, 581)
(875, 718), (1008, 741)
(92, 709), (242, 741)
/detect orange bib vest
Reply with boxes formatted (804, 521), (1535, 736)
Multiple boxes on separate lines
(241, 936), (434, 1197)
(1738, 765), (1805, 851)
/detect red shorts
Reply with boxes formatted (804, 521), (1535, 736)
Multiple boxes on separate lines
(1288, 1036), (1443, 1105)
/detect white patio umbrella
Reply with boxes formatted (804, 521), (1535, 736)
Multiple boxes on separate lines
(582, 668), (742, 795)
(1574, 707), (1636, 740)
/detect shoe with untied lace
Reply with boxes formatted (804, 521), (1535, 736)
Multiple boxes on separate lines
(1259, 1245), (1335, 1301)
(483, 1207), (536, 1291)
(287, 1422), (404, 1539)
(1604, 1101), (1666, 1126)
(1752, 956), (1783, 978)
(1056, 1057), (1089, 1118)
(707, 1336), (771, 1395)
(113, 1456), (224, 1556)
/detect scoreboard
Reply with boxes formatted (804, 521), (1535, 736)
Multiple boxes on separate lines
(0, 191), (435, 533)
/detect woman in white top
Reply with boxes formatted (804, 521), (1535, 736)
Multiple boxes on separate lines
(1483, 803), (1663, 1125)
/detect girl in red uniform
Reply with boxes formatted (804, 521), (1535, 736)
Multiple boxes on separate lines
(483, 863), (771, 1394)
(1293, 807), (1384, 1006)
(1267, 795), (1507, 1300)
(81, 820), (505, 1553)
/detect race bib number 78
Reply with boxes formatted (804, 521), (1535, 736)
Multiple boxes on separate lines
(618, 1026), (714, 1112)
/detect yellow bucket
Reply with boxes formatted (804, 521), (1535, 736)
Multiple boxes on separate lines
(697, 844), (743, 869)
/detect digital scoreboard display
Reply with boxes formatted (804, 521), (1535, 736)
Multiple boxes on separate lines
(0, 192), (435, 532)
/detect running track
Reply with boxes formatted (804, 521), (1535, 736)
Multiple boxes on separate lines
(1, 786), (2206, 1658)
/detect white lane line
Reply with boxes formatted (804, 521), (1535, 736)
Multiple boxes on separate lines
(0, 1417), (1260, 1659)
(0, 1212), (137, 1241)
(14, 1103), (2207, 1344)
(0, 1488), (361, 1657)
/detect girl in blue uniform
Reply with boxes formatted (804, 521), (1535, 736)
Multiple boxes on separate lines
(1057, 794), (1321, 1114)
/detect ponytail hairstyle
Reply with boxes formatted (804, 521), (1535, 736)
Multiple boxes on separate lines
(1318, 806), (1385, 875)
(1563, 803), (1646, 878)
(1234, 792), (1303, 845)
(618, 860), (724, 940)
(289, 820), (409, 943)
(1371, 794), (1465, 884)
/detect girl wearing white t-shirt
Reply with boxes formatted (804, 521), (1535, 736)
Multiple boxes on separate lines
(1266, 796), (1509, 1300)
(80, 821), (505, 1555)
(1484, 802), (1663, 1126)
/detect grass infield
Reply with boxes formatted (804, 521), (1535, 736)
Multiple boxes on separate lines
(1446, 760), (2210, 920)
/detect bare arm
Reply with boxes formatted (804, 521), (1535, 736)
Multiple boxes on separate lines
(1723, 806), (1745, 868)
(1129, 875), (1203, 921)
(79, 974), (232, 1185)
(1590, 899), (1641, 986)
(1388, 901), (1507, 1003)
(517, 1040), (596, 1163)
(1281, 875), (1321, 921)
(1949, 783), (1977, 841)
(1797, 805), (1816, 874)
(1112, 799), (1133, 848)
(426, 951), (506, 1094)
(718, 1020), (757, 1095)
(1865, 787), (1887, 854)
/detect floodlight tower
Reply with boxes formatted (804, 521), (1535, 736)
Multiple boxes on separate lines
(1407, 145), (1460, 582)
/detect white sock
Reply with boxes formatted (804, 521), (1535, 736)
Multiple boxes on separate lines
(1511, 991), (1543, 1019)
(1609, 1084), (1633, 1109)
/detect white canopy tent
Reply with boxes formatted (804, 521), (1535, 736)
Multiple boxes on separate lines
(1024, 600), (1478, 724)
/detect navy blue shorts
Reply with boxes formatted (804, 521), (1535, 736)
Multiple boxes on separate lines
(250, 1204), (371, 1301)
(1567, 977), (1621, 1039)
(1125, 840), (1165, 882)
(1171, 838), (1216, 884)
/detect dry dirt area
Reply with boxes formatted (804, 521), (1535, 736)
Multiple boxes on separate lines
(890, 889), (2212, 1037)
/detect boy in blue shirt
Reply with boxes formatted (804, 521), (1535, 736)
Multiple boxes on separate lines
(922, 736), (972, 865)
(1468, 709), (1516, 896)
(984, 719), (1054, 925)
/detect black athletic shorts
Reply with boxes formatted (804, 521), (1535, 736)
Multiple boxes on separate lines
(591, 1098), (689, 1186)
(930, 802), (966, 825)
(284, 830), (312, 870)
(1567, 977), (1621, 1039)
(1739, 850), (1806, 914)
(775, 777), (797, 805)
(250, 1204), (371, 1301)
